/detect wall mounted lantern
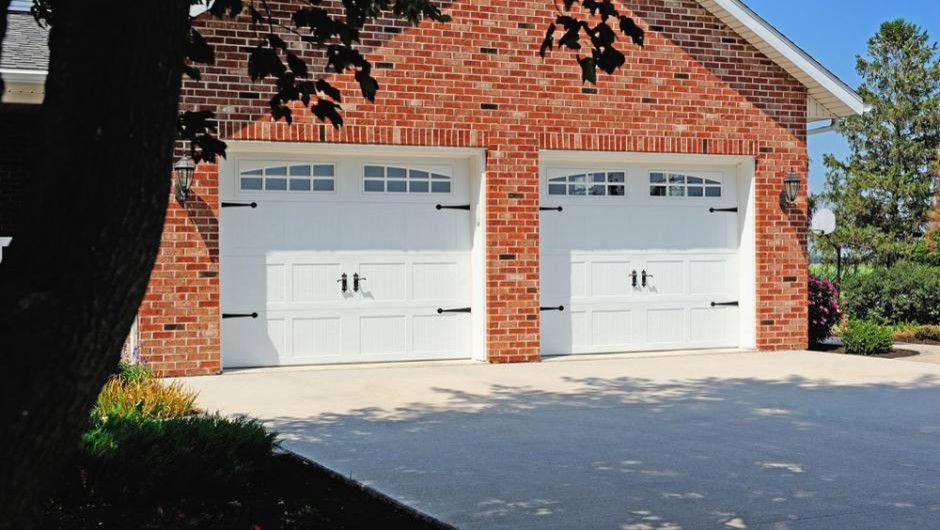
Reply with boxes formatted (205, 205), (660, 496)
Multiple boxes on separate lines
(780, 170), (801, 208)
(174, 155), (196, 204)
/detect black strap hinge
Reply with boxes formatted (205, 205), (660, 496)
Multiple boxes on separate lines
(540, 206), (563, 212)
(709, 207), (738, 213)
(437, 307), (472, 314)
(710, 301), (739, 307)
(436, 204), (471, 211)
(222, 202), (258, 209)
(540, 305), (565, 312)
(223, 312), (259, 319)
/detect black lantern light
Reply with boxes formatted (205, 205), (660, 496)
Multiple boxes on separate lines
(174, 155), (196, 204)
(780, 170), (801, 208)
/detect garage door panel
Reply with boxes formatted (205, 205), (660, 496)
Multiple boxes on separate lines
(357, 262), (407, 301)
(221, 315), (285, 368)
(645, 308), (687, 345)
(644, 260), (684, 296)
(221, 256), (269, 309)
(360, 315), (407, 355)
(291, 317), (343, 357)
(690, 258), (735, 296)
(414, 314), (461, 354)
(222, 154), (473, 367)
(689, 307), (737, 345)
(590, 261), (637, 298)
(412, 262), (460, 301)
(591, 310), (634, 347)
(291, 262), (344, 303)
(541, 161), (741, 356)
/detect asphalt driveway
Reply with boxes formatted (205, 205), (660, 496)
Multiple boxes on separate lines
(181, 350), (940, 529)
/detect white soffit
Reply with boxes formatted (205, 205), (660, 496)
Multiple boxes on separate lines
(697, 0), (867, 118)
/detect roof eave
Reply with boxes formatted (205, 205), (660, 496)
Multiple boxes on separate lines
(699, 0), (866, 118)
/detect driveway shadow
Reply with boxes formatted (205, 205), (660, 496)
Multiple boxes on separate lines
(254, 373), (940, 529)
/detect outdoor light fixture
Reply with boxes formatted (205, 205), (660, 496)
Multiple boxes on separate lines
(780, 170), (801, 208)
(174, 155), (196, 204)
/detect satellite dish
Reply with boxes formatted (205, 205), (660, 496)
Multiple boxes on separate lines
(811, 208), (836, 235)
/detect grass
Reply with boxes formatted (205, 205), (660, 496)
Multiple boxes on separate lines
(42, 362), (448, 529)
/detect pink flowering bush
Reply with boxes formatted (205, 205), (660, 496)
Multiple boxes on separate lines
(809, 274), (842, 344)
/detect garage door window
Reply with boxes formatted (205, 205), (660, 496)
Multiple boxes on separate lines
(650, 172), (721, 198)
(240, 164), (335, 192)
(548, 171), (626, 196)
(363, 165), (452, 194)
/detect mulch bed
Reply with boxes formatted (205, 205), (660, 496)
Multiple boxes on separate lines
(810, 342), (921, 359)
(41, 451), (453, 530)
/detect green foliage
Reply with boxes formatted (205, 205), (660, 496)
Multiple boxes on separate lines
(79, 415), (276, 500)
(841, 320), (894, 355)
(841, 262), (940, 324)
(817, 20), (940, 266)
(116, 361), (153, 383)
(91, 363), (197, 422)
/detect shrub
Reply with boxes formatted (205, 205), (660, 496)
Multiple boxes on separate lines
(808, 275), (842, 344)
(841, 320), (893, 355)
(842, 262), (940, 325)
(914, 324), (940, 342)
(66, 415), (277, 518)
(92, 366), (197, 422)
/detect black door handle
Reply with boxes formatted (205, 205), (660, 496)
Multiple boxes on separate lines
(642, 270), (653, 288)
(630, 270), (638, 288)
(337, 273), (348, 293)
(353, 273), (366, 292)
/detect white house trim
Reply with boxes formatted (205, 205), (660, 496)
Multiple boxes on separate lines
(1, 69), (46, 104)
(697, 0), (866, 119)
(0, 237), (11, 264)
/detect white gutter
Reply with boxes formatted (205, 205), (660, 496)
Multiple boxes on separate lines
(808, 119), (838, 136)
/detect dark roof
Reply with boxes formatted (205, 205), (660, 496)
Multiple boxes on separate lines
(1, 11), (49, 72)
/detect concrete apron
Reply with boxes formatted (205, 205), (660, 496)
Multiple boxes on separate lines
(180, 350), (940, 530)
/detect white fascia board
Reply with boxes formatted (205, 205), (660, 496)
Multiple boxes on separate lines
(0, 68), (47, 85)
(703, 0), (867, 117)
(1, 69), (46, 104)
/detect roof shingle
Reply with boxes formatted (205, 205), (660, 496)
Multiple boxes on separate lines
(1, 11), (49, 72)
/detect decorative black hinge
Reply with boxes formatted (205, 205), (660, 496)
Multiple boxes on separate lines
(540, 305), (565, 312)
(540, 206), (564, 212)
(710, 301), (739, 307)
(222, 312), (259, 319)
(709, 207), (738, 213)
(437, 307), (472, 314)
(436, 204), (471, 211)
(222, 202), (258, 209)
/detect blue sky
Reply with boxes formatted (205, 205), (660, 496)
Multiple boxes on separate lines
(745, 0), (940, 194)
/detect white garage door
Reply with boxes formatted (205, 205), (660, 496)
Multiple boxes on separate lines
(220, 154), (473, 368)
(540, 162), (742, 356)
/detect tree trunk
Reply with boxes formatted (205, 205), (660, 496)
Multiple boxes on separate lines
(0, 1), (191, 527)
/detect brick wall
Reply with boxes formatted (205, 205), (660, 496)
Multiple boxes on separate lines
(139, 0), (809, 375)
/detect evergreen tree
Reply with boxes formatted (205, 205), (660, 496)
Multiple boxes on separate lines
(819, 19), (940, 265)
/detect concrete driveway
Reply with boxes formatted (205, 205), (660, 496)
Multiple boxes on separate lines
(181, 350), (940, 529)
